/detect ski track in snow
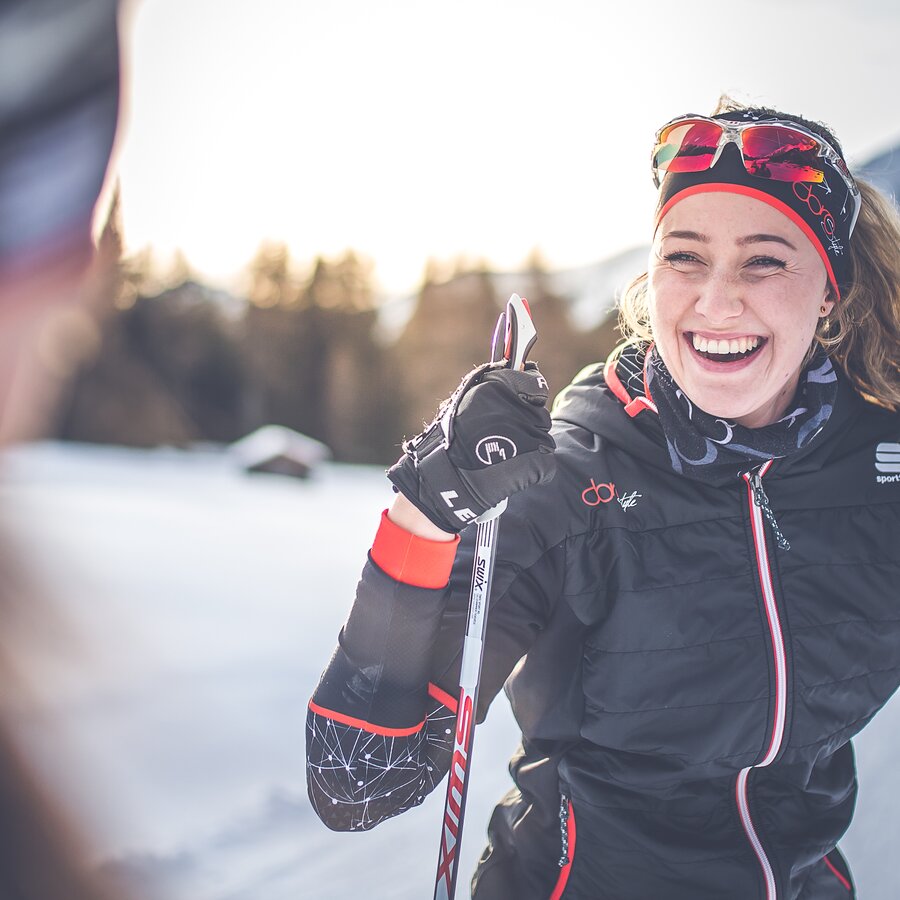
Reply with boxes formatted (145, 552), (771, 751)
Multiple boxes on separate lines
(0, 442), (895, 899)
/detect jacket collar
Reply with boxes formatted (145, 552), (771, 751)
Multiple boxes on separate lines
(553, 344), (866, 486)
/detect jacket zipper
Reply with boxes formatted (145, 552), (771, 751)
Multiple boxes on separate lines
(738, 460), (787, 900)
(550, 791), (576, 900)
(747, 466), (791, 551)
(558, 791), (571, 867)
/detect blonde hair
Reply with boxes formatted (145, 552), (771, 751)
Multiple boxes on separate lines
(817, 180), (900, 410)
(616, 99), (900, 412)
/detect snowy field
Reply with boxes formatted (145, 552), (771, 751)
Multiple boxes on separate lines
(0, 442), (897, 899)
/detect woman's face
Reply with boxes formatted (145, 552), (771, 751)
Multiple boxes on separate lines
(648, 191), (833, 428)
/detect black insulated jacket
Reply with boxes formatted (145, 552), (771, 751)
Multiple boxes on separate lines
(308, 356), (900, 899)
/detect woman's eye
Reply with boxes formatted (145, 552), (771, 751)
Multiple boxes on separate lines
(746, 256), (787, 269)
(663, 252), (699, 265)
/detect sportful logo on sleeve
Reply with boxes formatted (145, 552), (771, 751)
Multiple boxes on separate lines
(875, 442), (900, 483)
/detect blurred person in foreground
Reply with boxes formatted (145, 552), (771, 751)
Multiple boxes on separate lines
(0, 0), (128, 896)
(307, 97), (900, 897)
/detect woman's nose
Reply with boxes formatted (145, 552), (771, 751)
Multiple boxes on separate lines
(693, 272), (744, 323)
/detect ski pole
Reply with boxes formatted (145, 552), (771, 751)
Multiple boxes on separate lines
(433, 293), (537, 900)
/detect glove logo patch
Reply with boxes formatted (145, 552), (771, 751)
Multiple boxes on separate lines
(476, 436), (517, 466)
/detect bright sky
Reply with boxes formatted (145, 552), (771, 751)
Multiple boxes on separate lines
(115, 0), (900, 296)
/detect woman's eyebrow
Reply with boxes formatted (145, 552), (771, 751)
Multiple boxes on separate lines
(661, 229), (709, 242)
(736, 233), (798, 250)
(663, 228), (797, 250)
(661, 229), (798, 251)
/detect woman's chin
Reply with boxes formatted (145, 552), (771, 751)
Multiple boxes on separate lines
(682, 385), (785, 429)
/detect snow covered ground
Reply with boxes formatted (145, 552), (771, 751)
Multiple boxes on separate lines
(0, 443), (896, 899)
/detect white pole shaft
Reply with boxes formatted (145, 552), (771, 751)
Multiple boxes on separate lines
(433, 513), (501, 900)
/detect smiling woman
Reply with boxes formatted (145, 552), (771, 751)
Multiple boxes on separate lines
(618, 99), (900, 420)
(306, 95), (900, 900)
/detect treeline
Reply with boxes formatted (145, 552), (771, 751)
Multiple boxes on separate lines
(55, 239), (623, 466)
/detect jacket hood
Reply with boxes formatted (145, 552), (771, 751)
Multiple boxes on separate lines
(552, 357), (671, 470)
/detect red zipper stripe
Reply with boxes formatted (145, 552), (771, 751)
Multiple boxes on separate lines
(737, 460), (785, 900)
(736, 768), (776, 899)
(743, 461), (787, 765)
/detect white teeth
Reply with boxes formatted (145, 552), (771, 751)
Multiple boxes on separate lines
(692, 334), (762, 355)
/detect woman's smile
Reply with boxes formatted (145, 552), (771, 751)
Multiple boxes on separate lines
(685, 331), (766, 367)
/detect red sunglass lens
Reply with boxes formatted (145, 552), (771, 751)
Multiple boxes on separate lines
(654, 120), (722, 177)
(740, 125), (825, 184)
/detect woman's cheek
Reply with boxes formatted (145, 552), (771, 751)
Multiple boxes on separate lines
(648, 288), (680, 340)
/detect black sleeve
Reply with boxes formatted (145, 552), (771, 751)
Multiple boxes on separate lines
(306, 686), (457, 832)
(306, 500), (565, 832)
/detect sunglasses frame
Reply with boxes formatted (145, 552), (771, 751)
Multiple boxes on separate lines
(652, 114), (861, 235)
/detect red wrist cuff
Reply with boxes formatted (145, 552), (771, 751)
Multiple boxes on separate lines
(370, 509), (460, 589)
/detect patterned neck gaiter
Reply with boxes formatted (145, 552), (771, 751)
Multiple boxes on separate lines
(645, 345), (839, 482)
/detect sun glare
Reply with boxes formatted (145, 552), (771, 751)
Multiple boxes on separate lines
(115, 0), (900, 295)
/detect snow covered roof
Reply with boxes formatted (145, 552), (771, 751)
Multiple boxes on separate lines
(228, 425), (331, 476)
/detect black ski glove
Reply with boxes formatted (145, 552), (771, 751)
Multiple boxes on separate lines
(387, 361), (556, 533)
